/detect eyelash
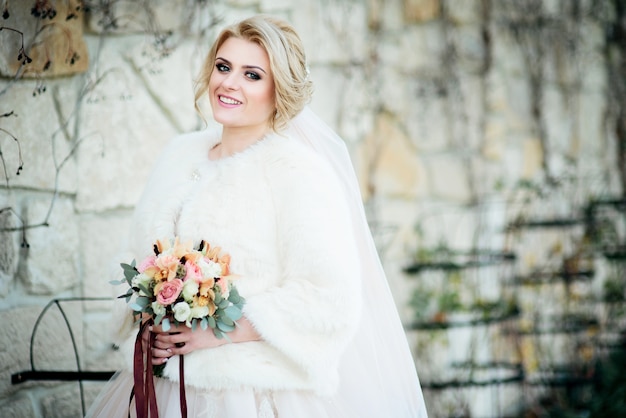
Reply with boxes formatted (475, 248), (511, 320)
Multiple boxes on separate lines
(215, 63), (261, 81)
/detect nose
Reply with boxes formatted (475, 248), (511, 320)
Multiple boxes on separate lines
(221, 72), (240, 91)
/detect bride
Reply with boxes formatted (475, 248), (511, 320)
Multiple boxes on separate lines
(87, 15), (427, 418)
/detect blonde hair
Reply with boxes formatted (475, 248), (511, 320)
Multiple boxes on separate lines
(194, 15), (313, 132)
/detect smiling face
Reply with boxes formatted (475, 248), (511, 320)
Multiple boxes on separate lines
(208, 37), (276, 136)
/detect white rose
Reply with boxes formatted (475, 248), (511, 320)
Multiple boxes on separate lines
(151, 301), (166, 316)
(198, 258), (223, 279)
(181, 280), (199, 302)
(172, 301), (191, 324)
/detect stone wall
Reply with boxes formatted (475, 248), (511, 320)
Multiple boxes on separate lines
(1, 0), (623, 417)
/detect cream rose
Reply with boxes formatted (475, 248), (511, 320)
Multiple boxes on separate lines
(173, 301), (192, 324)
(182, 279), (199, 302)
(151, 301), (166, 317)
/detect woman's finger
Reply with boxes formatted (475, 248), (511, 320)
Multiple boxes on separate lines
(156, 331), (189, 345)
(151, 346), (172, 359)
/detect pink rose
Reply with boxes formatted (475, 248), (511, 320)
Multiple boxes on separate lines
(137, 255), (157, 273)
(156, 279), (184, 306)
(184, 260), (203, 283)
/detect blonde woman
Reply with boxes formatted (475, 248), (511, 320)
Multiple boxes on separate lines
(87, 15), (427, 418)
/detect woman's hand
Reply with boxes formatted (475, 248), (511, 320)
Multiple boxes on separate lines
(147, 316), (261, 365)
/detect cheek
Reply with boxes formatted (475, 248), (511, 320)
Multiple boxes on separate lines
(208, 72), (219, 93)
(254, 86), (275, 110)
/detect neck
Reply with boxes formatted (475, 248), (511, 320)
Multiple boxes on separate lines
(217, 125), (270, 158)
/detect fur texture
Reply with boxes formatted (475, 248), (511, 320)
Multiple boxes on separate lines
(120, 131), (362, 396)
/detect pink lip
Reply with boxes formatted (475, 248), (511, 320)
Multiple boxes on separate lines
(217, 94), (242, 108)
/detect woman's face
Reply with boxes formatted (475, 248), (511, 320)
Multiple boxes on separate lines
(208, 37), (275, 133)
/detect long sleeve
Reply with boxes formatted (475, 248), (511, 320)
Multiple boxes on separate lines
(241, 145), (362, 395)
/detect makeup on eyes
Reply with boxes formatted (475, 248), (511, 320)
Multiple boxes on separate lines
(215, 57), (267, 75)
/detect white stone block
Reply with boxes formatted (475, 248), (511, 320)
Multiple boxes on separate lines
(260, 0), (293, 11)
(577, 91), (606, 161)
(454, 25), (486, 73)
(0, 193), (21, 295)
(405, 88), (450, 152)
(0, 395), (35, 418)
(41, 384), (83, 418)
(446, 0), (482, 24)
(0, 80), (78, 194)
(126, 39), (202, 133)
(75, 36), (179, 212)
(292, 0), (368, 65)
(308, 65), (373, 143)
(79, 211), (133, 302)
(370, 0), (405, 30)
(379, 23), (445, 74)
(455, 74), (484, 150)
(19, 194), (80, 294)
(490, 26), (525, 78)
(87, 0), (188, 34)
(0, 305), (81, 397)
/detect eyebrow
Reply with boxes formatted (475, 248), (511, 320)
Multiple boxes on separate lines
(215, 57), (267, 74)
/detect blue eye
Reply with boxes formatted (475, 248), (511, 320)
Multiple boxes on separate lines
(245, 71), (261, 80)
(216, 63), (229, 72)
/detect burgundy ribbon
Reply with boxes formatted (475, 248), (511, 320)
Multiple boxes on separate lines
(179, 355), (187, 417)
(133, 320), (159, 418)
(131, 319), (188, 418)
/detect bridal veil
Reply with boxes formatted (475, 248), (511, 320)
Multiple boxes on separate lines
(284, 107), (428, 417)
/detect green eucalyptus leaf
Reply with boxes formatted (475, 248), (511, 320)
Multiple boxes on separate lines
(221, 316), (234, 326)
(208, 316), (216, 329)
(216, 321), (235, 332)
(155, 314), (164, 326)
(228, 289), (241, 304)
(224, 305), (243, 321)
(136, 296), (151, 307)
(162, 317), (171, 332)
(129, 303), (144, 312)
(200, 317), (208, 330)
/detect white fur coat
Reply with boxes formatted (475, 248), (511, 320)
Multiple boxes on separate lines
(118, 130), (362, 396)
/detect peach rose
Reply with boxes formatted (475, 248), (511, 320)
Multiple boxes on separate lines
(156, 278), (183, 306)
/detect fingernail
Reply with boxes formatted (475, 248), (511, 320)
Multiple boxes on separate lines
(167, 349), (172, 353)
(148, 326), (153, 331)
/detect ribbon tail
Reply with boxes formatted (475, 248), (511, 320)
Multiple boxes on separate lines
(179, 354), (188, 417)
(146, 330), (159, 417)
(133, 321), (149, 418)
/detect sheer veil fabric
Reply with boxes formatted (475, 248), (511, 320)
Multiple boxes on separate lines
(283, 107), (428, 417)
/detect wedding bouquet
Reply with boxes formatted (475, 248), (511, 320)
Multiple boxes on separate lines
(112, 237), (245, 338)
